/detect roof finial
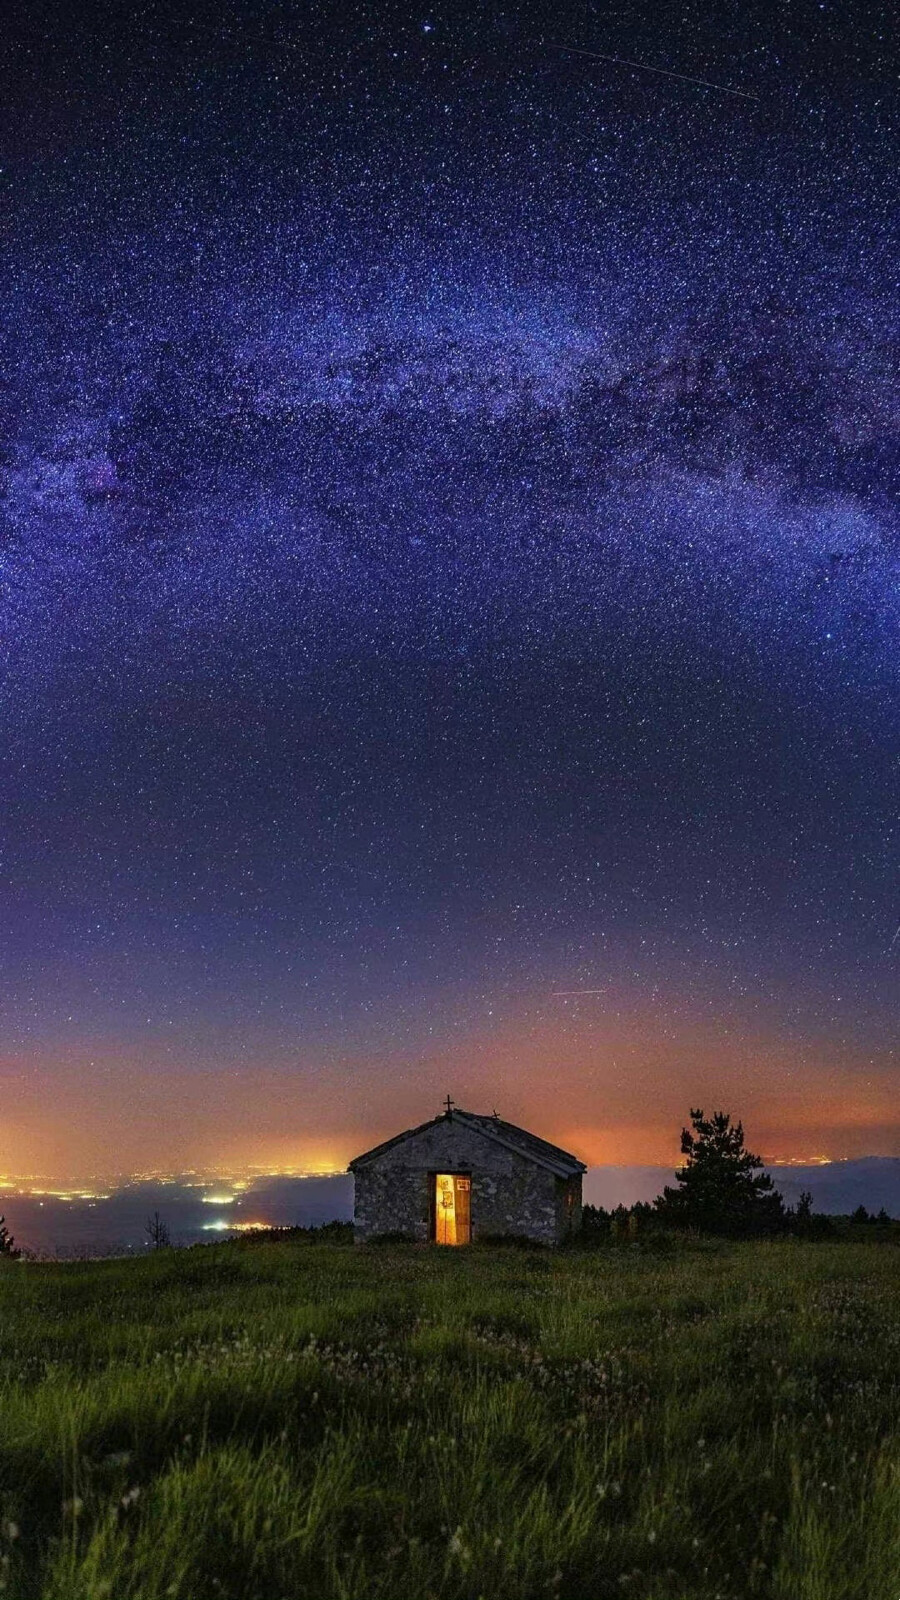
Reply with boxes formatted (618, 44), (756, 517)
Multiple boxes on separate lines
(444, 1094), (455, 1115)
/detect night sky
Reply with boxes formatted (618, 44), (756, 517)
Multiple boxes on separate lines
(2, 0), (897, 1181)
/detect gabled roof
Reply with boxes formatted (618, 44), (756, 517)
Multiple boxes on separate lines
(348, 1109), (586, 1178)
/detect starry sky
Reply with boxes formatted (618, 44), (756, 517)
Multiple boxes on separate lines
(1, 0), (898, 1181)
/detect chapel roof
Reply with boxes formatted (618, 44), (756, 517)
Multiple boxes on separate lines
(348, 1108), (586, 1178)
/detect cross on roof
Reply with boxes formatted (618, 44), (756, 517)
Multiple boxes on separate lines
(444, 1094), (455, 1114)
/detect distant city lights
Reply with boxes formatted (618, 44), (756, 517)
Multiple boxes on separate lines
(202, 1220), (277, 1233)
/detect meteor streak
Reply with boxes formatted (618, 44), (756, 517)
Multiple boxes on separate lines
(547, 41), (760, 101)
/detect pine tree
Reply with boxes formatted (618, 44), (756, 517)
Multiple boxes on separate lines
(655, 1110), (787, 1237)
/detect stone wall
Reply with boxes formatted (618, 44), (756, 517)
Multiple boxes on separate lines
(554, 1173), (584, 1240)
(351, 1115), (581, 1244)
(352, 1165), (432, 1242)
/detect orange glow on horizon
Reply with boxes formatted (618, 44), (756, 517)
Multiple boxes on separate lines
(2, 987), (898, 1183)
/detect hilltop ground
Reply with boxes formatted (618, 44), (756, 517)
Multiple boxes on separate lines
(2, 1237), (900, 1600)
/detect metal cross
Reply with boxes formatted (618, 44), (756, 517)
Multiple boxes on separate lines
(444, 1094), (455, 1114)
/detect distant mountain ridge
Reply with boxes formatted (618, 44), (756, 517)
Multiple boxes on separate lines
(584, 1159), (900, 1216)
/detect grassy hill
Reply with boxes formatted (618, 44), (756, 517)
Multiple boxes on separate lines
(2, 1238), (900, 1599)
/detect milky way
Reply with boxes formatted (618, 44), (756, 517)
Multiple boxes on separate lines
(1, 1), (897, 1174)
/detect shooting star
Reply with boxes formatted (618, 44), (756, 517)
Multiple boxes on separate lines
(887, 924), (900, 955)
(547, 41), (760, 102)
(552, 989), (607, 997)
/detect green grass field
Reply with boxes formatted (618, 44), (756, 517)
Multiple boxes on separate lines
(2, 1237), (900, 1600)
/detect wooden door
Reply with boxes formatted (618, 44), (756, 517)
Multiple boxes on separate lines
(454, 1175), (471, 1244)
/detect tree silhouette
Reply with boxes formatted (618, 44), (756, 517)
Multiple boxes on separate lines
(655, 1110), (787, 1237)
(0, 1215), (20, 1259)
(145, 1211), (170, 1250)
(790, 1189), (835, 1240)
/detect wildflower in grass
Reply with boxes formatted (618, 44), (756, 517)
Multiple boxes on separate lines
(62, 1498), (83, 1518)
(120, 1487), (141, 1508)
(448, 1526), (470, 1563)
(2, 1524), (17, 1543)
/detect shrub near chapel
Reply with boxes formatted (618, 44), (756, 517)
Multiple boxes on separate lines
(0, 1216), (20, 1259)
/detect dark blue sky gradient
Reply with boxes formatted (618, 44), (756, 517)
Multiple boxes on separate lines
(1, 0), (897, 1176)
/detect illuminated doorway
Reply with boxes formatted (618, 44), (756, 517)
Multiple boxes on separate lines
(434, 1174), (471, 1245)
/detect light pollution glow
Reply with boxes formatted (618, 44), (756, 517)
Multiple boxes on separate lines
(2, 990), (897, 1185)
